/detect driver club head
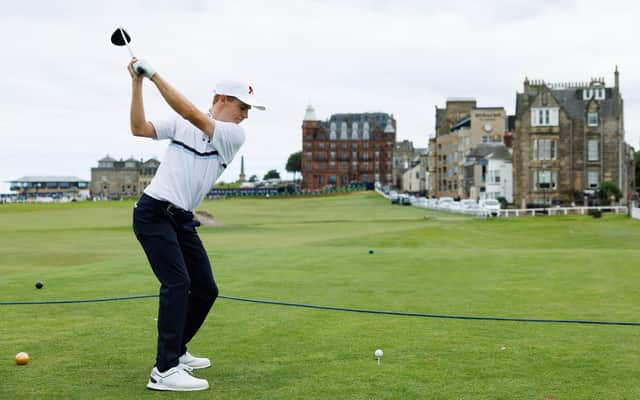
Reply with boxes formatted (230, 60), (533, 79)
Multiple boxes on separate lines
(111, 26), (145, 74)
(110, 27), (131, 46)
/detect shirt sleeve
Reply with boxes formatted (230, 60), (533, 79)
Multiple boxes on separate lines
(211, 121), (246, 164)
(150, 118), (178, 141)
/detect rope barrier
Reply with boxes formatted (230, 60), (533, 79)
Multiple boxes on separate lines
(1, 294), (638, 327)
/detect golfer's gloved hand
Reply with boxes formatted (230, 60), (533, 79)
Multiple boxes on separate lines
(133, 59), (156, 79)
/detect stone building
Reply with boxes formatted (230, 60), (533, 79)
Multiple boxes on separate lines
(513, 68), (635, 207)
(433, 99), (508, 198)
(90, 156), (160, 199)
(301, 105), (396, 190)
(392, 140), (415, 189)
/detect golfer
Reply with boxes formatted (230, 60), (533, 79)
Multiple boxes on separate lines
(127, 58), (265, 391)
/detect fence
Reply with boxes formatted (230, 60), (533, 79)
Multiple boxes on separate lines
(377, 189), (631, 218)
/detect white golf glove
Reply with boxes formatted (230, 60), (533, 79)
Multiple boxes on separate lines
(133, 59), (156, 79)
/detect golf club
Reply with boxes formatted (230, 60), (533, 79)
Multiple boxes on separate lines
(110, 27), (146, 75)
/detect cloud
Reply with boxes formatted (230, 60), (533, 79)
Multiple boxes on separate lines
(1, 0), (639, 194)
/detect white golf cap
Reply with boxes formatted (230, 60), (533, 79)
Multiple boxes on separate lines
(214, 80), (266, 111)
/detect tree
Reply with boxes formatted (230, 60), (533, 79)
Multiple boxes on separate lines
(635, 151), (640, 191)
(248, 175), (258, 183)
(286, 151), (302, 182)
(263, 169), (280, 180)
(600, 181), (622, 203)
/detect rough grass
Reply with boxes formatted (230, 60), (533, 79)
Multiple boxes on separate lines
(1, 193), (639, 399)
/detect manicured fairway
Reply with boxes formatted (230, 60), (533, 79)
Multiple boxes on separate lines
(1, 193), (639, 399)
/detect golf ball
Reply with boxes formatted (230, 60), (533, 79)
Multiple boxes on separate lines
(35, 281), (43, 289)
(375, 349), (383, 358)
(15, 352), (29, 365)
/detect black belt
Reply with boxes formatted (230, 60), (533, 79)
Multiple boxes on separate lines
(140, 193), (191, 216)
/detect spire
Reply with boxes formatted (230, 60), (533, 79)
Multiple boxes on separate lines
(615, 65), (619, 89)
(238, 155), (246, 183)
(303, 105), (318, 121)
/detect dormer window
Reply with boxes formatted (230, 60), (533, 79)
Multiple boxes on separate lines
(363, 122), (370, 139)
(584, 87), (606, 100)
(329, 122), (337, 140)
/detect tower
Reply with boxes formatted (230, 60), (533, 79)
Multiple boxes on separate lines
(238, 155), (246, 183)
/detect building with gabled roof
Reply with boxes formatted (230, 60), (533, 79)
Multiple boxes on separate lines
(513, 68), (635, 207)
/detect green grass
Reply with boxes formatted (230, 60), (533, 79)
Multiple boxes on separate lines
(1, 192), (639, 399)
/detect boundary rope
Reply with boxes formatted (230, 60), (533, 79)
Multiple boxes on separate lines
(1, 294), (638, 327)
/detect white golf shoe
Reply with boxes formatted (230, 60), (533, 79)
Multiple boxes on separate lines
(146, 365), (209, 391)
(179, 351), (211, 369)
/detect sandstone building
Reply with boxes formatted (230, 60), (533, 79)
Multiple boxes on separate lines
(513, 68), (634, 207)
(90, 156), (160, 199)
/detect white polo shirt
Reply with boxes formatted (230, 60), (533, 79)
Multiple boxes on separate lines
(144, 116), (245, 211)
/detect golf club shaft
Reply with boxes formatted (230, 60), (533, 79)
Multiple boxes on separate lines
(118, 27), (147, 75)
(119, 28), (135, 58)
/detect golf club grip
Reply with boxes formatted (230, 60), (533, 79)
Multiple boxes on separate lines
(135, 66), (147, 75)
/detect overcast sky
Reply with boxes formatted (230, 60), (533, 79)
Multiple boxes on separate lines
(1, 0), (639, 193)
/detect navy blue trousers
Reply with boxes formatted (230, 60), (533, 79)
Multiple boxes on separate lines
(133, 193), (218, 372)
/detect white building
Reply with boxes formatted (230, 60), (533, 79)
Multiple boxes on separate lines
(485, 152), (513, 203)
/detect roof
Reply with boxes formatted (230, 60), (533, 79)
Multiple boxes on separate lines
(516, 87), (616, 119)
(465, 144), (509, 160)
(451, 116), (471, 132)
(9, 176), (88, 183)
(99, 155), (116, 162)
(486, 145), (512, 161)
(320, 112), (394, 136)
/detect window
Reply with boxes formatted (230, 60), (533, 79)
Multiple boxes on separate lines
(532, 139), (557, 160)
(328, 176), (336, 184)
(318, 175), (324, 185)
(330, 143), (336, 149)
(533, 170), (558, 190)
(587, 112), (598, 127)
(329, 161), (336, 168)
(588, 171), (599, 188)
(588, 140), (599, 161)
(330, 152), (336, 159)
(352, 151), (357, 159)
(531, 107), (559, 127)
(595, 88), (606, 100)
(318, 142), (325, 149)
